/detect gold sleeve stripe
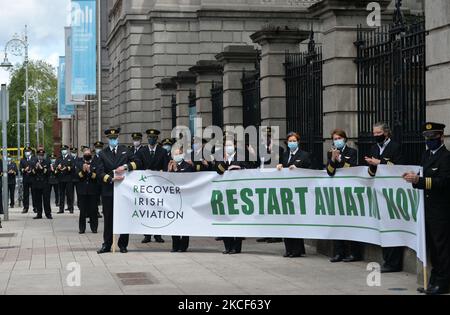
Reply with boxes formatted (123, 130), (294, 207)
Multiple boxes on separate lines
(196, 165), (201, 172)
(79, 171), (84, 178)
(387, 161), (394, 166)
(130, 162), (137, 170)
(103, 175), (111, 183)
(344, 163), (351, 168)
(426, 178), (432, 190)
(327, 164), (335, 173)
(368, 168), (376, 176)
(91, 173), (97, 179)
(218, 164), (226, 173)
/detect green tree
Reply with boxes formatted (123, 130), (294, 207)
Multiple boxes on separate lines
(6, 60), (57, 156)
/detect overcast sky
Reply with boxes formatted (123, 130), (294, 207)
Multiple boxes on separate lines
(0, 0), (70, 84)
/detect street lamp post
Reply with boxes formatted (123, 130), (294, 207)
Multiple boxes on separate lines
(1, 25), (30, 147)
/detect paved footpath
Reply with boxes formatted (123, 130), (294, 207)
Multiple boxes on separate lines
(0, 207), (421, 295)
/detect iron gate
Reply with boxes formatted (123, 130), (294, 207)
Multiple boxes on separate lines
(211, 81), (224, 129)
(355, 3), (426, 165)
(242, 55), (261, 130)
(171, 94), (177, 129)
(285, 31), (324, 167)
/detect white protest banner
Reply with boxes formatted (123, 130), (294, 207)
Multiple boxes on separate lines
(113, 165), (426, 263)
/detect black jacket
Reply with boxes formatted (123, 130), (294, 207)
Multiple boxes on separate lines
(20, 157), (35, 184)
(137, 145), (169, 172)
(75, 158), (100, 196)
(214, 150), (254, 175)
(97, 145), (139, 197)
(368, 139), (403, 176)
(326, 146), (358, 176)
(256, 144), (285, 168)
(7, 162), (18, 185)
(171, 160), (195, 173)
(280, 149), (313, 169)
(55, 155), (76, 183)
(31, 158), (50, 189)
(191, 149), (212, 172)
(413, 146), (450, 220)
(48, 162), (59, 185)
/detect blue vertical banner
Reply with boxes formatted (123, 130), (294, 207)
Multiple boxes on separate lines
(71, 0), (97, 96)
(58, 56), (75, 119)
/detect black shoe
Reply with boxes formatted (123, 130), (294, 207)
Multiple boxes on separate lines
(91, 230), (97, 234)
(381, 266), (402, 273)
(289, 253), (302, 258)
(33, 208), (37, 213)
(33, 216), (43, 220)
(57, 210), (64, 214)
(69, 210), (74, 214)
(417, 287), (428, 294)
(283, 252), (291, 258)
(180, 249), (187, 253)
(141, 236), (152, 244)
(229, 250), (241, 255)
(120, 248), (128, 254)
(267, 238), (283, 243)
(97, 247), (111, 254)
(154, 237), (165, 243)
(223, 250), (230, 254)
(256, 238), (268, 243)
(426, 285), (450, 295)
(79, 231), (85, 234)
(10, 204), (14, 208)
(343, 255), (362, 263)
(330, 255), (344, 263)
(171, 249), (178, 253)
(22, 209), (28, 214)
(215, 237), (223, 241)
(46, 216), (53, 220)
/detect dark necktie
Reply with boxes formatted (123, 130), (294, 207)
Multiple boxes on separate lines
(113, 149), (116, 157)
(289, 153), (295, 164)
(150, 150), (155, 158)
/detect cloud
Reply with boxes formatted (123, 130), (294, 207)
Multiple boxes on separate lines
(0, 0), (71, 84)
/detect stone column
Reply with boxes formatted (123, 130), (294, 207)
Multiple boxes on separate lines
(309, 0), (391, 151)
(251, 27), (309, 138)
(425, 0), (450, 145)
(173, 71), (196, 134)
(156, 78), (177, 139)
(189, 60), (223, 133)
(216, 45), (259, 127)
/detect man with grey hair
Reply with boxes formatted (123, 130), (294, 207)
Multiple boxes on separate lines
(365, 121), (404, 273)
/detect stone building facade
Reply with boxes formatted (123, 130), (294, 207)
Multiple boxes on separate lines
(64, 0), (450, 278)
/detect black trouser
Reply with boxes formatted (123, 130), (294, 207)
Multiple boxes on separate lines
(334, 240), (362, 258)
(172, 236), (189, 252)
(79, 194), (98, 233)
(59, 181), (74, 211)
(33, 185), (51, 217)
(223, 238), (242, 253)
(23, 181), (33, 210)
(49, 184), (59, 206)
(102, 196), (129, 250)
(0, 186), (3, 214)
(382, 247), (404, 270)
(284, 238), (306, 256)
(8, 184), (15, 207)
(427, 218), (450, 287)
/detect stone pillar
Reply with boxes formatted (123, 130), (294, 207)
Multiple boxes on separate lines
(309, 0), (390, 152)
(173, 71), (196, 134)
(156, 78), (177, 139)
(189, 60), (223, 133)
(216, 46), (259, 127)
(251, 27), (309, 138)
(61, 120), (71, 147)
(425, 0), (450, 146)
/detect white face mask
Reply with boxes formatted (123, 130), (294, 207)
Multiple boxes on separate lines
(174, 154), (184, 164)
(61, 150), (68, 156)
(95, 149), (102, 155)
(71, 153), (77, 158)
(133, 141), (141, 148)
(225, 145), (235, 156)
(25, 152), (31, 158)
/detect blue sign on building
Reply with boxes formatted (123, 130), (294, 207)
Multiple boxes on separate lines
(58, 56), (75, 119)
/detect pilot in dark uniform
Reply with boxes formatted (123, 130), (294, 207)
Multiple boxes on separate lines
(365, 122), (404, 273)
(31, 148), (52, 220)
(161, 138), (175, 162)
(93, 141), (105, 219)
(97, 128), (139, 254)
(137, 129), (169, 244)
(277, 132), (312, 258)
(76, 147), (99, 234)
(215, 135), (254, 254)
(56, 145), (75, 214)
(71, 147), (82, 211)
(326, 129), (362, 263)
(403, 122), (450, 295)
(48, 154), (59, 208)
(20, 147), (36, 214)
(168, 146), (194, 252)
(7, 156), (18, 208)
(130, 132), (144, 155)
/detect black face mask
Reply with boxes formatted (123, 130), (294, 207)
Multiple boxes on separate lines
(374, 135), (386, 144)
(84, 155), (92, 161)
